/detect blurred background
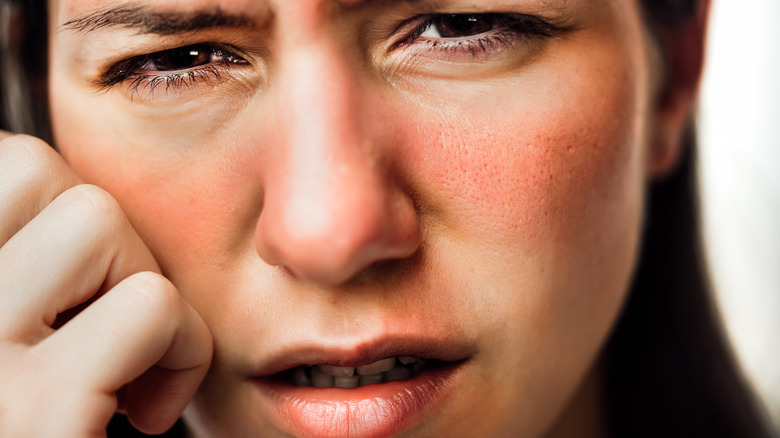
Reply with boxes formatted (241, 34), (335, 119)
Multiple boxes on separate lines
(699, 0), (780, 431)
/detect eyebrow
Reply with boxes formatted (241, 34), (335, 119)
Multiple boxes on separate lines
(61, 0), (432, 35)
(61, 5), (256, 35)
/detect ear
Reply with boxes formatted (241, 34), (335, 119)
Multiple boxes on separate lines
(648, 0), (712, 178)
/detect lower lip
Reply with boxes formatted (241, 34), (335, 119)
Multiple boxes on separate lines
(253, 363), (464, 438)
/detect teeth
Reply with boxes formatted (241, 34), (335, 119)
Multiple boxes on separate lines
(292, 367), (311, 387)
(311, 365), (334, 387)
(317, 364), (355, 377)
(411, 360), (426, 377)
(291, 358), (432, 388)
(334, 375), (360, 388)
(384, 365), (412, 382)
(358, 374), (383, 386)
(356, 357), (396, 376)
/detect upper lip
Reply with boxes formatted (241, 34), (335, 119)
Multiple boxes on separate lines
(251, 333), (476, 378)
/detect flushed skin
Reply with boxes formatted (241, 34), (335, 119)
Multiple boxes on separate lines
(40, 0), (697, 436)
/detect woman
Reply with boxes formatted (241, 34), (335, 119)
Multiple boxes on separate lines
(0, 0), (774, 436)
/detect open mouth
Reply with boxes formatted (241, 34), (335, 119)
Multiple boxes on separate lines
(274, 356), (446, 388)
(244, 329), (478, 438)
(251, 340), (472, 438)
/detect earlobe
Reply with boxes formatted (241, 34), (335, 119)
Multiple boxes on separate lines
(648, 0), (711, 179)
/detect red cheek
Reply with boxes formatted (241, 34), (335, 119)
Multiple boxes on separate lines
(377, 76), (642, 263)
(59, 139), (256, 279)
(398, 115), (629, 239)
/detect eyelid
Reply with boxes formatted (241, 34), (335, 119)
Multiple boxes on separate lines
(93, 43), (255, 103)
(379, 12), (567, 82)
(406, 15), (555, 57)
(121, 66), (226, 101)
(390, 13), (562, 51)
(97, 42), (248, 87)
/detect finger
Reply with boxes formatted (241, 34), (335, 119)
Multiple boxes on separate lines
(124, 364), (207, 434)
(0, 184), (159, 341)
(38, 272), (213, 434)
(0, 134), (81, 247)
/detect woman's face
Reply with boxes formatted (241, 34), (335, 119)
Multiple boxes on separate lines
(48, 0), (661, 436)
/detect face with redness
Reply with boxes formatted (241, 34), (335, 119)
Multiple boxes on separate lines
(48, 0), (666, 436)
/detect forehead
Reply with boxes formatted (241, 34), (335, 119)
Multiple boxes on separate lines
(52, 0), (265, 19)
(51, 0), (596, 21)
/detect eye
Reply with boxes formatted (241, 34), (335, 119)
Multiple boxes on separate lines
(384, 13), (566, 79)
(143, 45), (220, 71)
(419, 14), (499, 39)
(97, 43), (249, 97)
(392, 13), (563, 60)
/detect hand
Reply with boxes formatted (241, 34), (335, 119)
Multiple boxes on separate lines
(0, 132), (213, 437)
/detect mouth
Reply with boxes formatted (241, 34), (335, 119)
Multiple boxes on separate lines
(275, 356), (449, 388)
(250, 339), (473, 438)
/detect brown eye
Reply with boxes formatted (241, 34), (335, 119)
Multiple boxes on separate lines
(423, 14), (497, 38)
(144, 44), (218, 72)
(97, 42), (250, 93)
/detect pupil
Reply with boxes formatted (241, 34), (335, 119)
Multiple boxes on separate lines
(449, 15), (478, 32)
(156, 46), (211, 70)
(437, 14), (493, 38)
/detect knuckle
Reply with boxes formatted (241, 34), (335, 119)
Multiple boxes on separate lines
(124, 272), (181, 320)
(0, 135), (61, 187)
(0, 134), (53, 156)
(61, 184), (127, 230)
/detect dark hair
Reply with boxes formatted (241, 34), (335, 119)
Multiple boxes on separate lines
(0, 0), (48, 138)
(0, 1), (774, 437)
(604, 127), (775, 438)
(603, 2), (773, 438)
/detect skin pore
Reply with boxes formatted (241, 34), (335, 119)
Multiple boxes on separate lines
(45, 0), (678, 436)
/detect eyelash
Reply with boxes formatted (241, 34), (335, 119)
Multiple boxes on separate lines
(97, 13), (560, 98)
(96, 43), (247, 97)
(396, 13), (561, 56)
(117, 65), (223, 98)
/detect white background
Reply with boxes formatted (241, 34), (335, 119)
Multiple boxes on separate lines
(699, 0), (780, 431)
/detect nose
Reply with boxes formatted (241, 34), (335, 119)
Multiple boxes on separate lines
(254, 42), (421, 286)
